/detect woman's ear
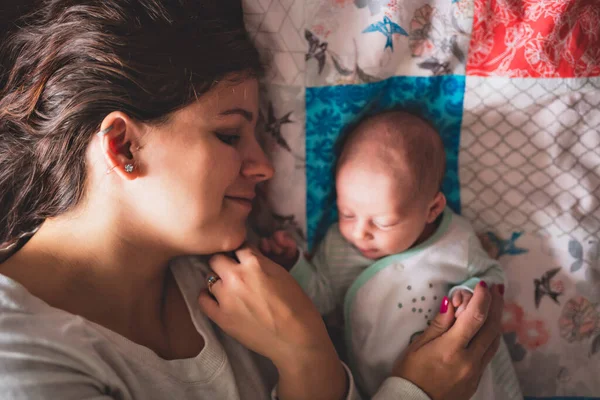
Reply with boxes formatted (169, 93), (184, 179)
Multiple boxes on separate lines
(426, 192), (446, 223)
(96, 112), (143, 180)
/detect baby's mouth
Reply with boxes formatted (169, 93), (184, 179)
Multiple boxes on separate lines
(357, 247), (378, 257)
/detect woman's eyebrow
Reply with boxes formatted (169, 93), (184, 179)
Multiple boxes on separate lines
(219, 108), (253, 122)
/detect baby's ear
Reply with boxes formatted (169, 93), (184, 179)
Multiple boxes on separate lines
(426, 192), (446, 223)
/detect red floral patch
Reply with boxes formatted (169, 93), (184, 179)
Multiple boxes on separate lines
(467, 0), (600, 77)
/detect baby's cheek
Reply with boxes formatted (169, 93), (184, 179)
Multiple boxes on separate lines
(339, 225), (353, 243)
(384, 231), (413, 254)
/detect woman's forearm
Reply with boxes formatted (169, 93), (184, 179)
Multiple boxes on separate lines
(372, 377), (431, 400)
(275, 348), (348, 400)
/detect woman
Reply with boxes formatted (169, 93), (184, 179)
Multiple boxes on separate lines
(0, 1), (504, 399)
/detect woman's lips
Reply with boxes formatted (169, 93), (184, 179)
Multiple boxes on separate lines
(225, 196), (253, 210)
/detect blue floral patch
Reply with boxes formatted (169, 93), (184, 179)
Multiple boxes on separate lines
(305, 75), (466, 249)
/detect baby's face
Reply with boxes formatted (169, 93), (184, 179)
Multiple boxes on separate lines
(336, 164), (429, 260)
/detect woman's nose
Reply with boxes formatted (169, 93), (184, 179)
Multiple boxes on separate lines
(241, 140), (275, 182)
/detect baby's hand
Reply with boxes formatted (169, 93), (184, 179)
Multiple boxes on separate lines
(259, 231), (299, 271)
(451, 289), (474, 318)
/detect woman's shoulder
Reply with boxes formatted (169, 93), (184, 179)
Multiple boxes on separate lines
(0, 276), (131, 398)
(0, 274), (112, 379)
(0, 273), (56, 315)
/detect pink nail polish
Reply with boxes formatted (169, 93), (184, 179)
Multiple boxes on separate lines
(499, 284), (505, 296)
(439, 296), (449, 314)
(479, 281), (488, 289)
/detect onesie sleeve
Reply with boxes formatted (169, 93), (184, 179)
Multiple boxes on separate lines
(289, 232), (338, 316)
(448, 234), (505, 297)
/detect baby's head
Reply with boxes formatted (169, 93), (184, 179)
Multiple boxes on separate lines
(335, 110), (447, 259)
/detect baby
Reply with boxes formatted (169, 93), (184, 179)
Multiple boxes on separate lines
(260, 111), (522, 399)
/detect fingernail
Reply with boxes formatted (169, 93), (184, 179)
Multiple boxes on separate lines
(499, 284), (505, 296)
(479, 281), (488, 289)
(439, 296), (449, 314)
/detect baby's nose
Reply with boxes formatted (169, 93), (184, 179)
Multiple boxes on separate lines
(352, 223), (370, 241)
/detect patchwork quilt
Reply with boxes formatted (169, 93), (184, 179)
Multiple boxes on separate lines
(243, 0), (600, 398)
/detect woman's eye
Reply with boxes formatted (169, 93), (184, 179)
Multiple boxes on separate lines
(215, 132), (241, 146)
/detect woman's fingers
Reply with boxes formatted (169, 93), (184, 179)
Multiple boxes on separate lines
(447, 282), (492, 349)
(467, 285), (504, 361)
(391, 286), (502, 400)
(198, 289), (223, 323)
(235, 244), (260, 262)
(205, 274), (223, 297)
(206, 253), (238, 302)
(480, 335), (501, 369)
(409, 296), (455, 348)
(208, 252), (237, 276)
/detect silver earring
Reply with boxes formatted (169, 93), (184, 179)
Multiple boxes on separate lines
(124, 164), (134, 173)
(96, 125), (114, 137)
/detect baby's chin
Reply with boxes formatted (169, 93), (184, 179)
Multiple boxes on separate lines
(356, 245), (413, 260)
(356, 247), (385, 260)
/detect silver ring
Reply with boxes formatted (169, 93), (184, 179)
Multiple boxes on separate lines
(206, 274), (221, 293)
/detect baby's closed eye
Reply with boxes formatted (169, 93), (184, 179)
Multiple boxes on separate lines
(373, 219), (399, 229)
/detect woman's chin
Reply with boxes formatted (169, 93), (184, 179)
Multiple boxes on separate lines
(184, 223), (248, 255)
(219, 227), (247, 252)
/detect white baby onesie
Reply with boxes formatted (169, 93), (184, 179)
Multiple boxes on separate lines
(290, 208), (522, 399)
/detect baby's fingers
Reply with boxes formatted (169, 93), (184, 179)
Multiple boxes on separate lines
(463, 292), (473, 305)
(454, 291), (468, 318)
(274, 231), (295, 249)
(260, 237), (277, 255)
(260, 237), (282, 255)
(270, 241), (283, 255)
(452, 291), (463, 308)
(456, 291), (474, 318)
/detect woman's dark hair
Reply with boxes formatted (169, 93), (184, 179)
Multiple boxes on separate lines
(0, 0), (261, 245)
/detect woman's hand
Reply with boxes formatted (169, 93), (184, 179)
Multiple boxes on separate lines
(392, 283), (504, 400)
(198, 245), (347, 400)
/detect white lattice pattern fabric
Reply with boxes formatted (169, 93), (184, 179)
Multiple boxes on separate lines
(243, 0), (306, 86)
(461, 77), (600, 241)
(242, 0), (309, 242)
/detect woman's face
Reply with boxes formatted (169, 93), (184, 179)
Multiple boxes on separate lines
(132, 78), (274, 254)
